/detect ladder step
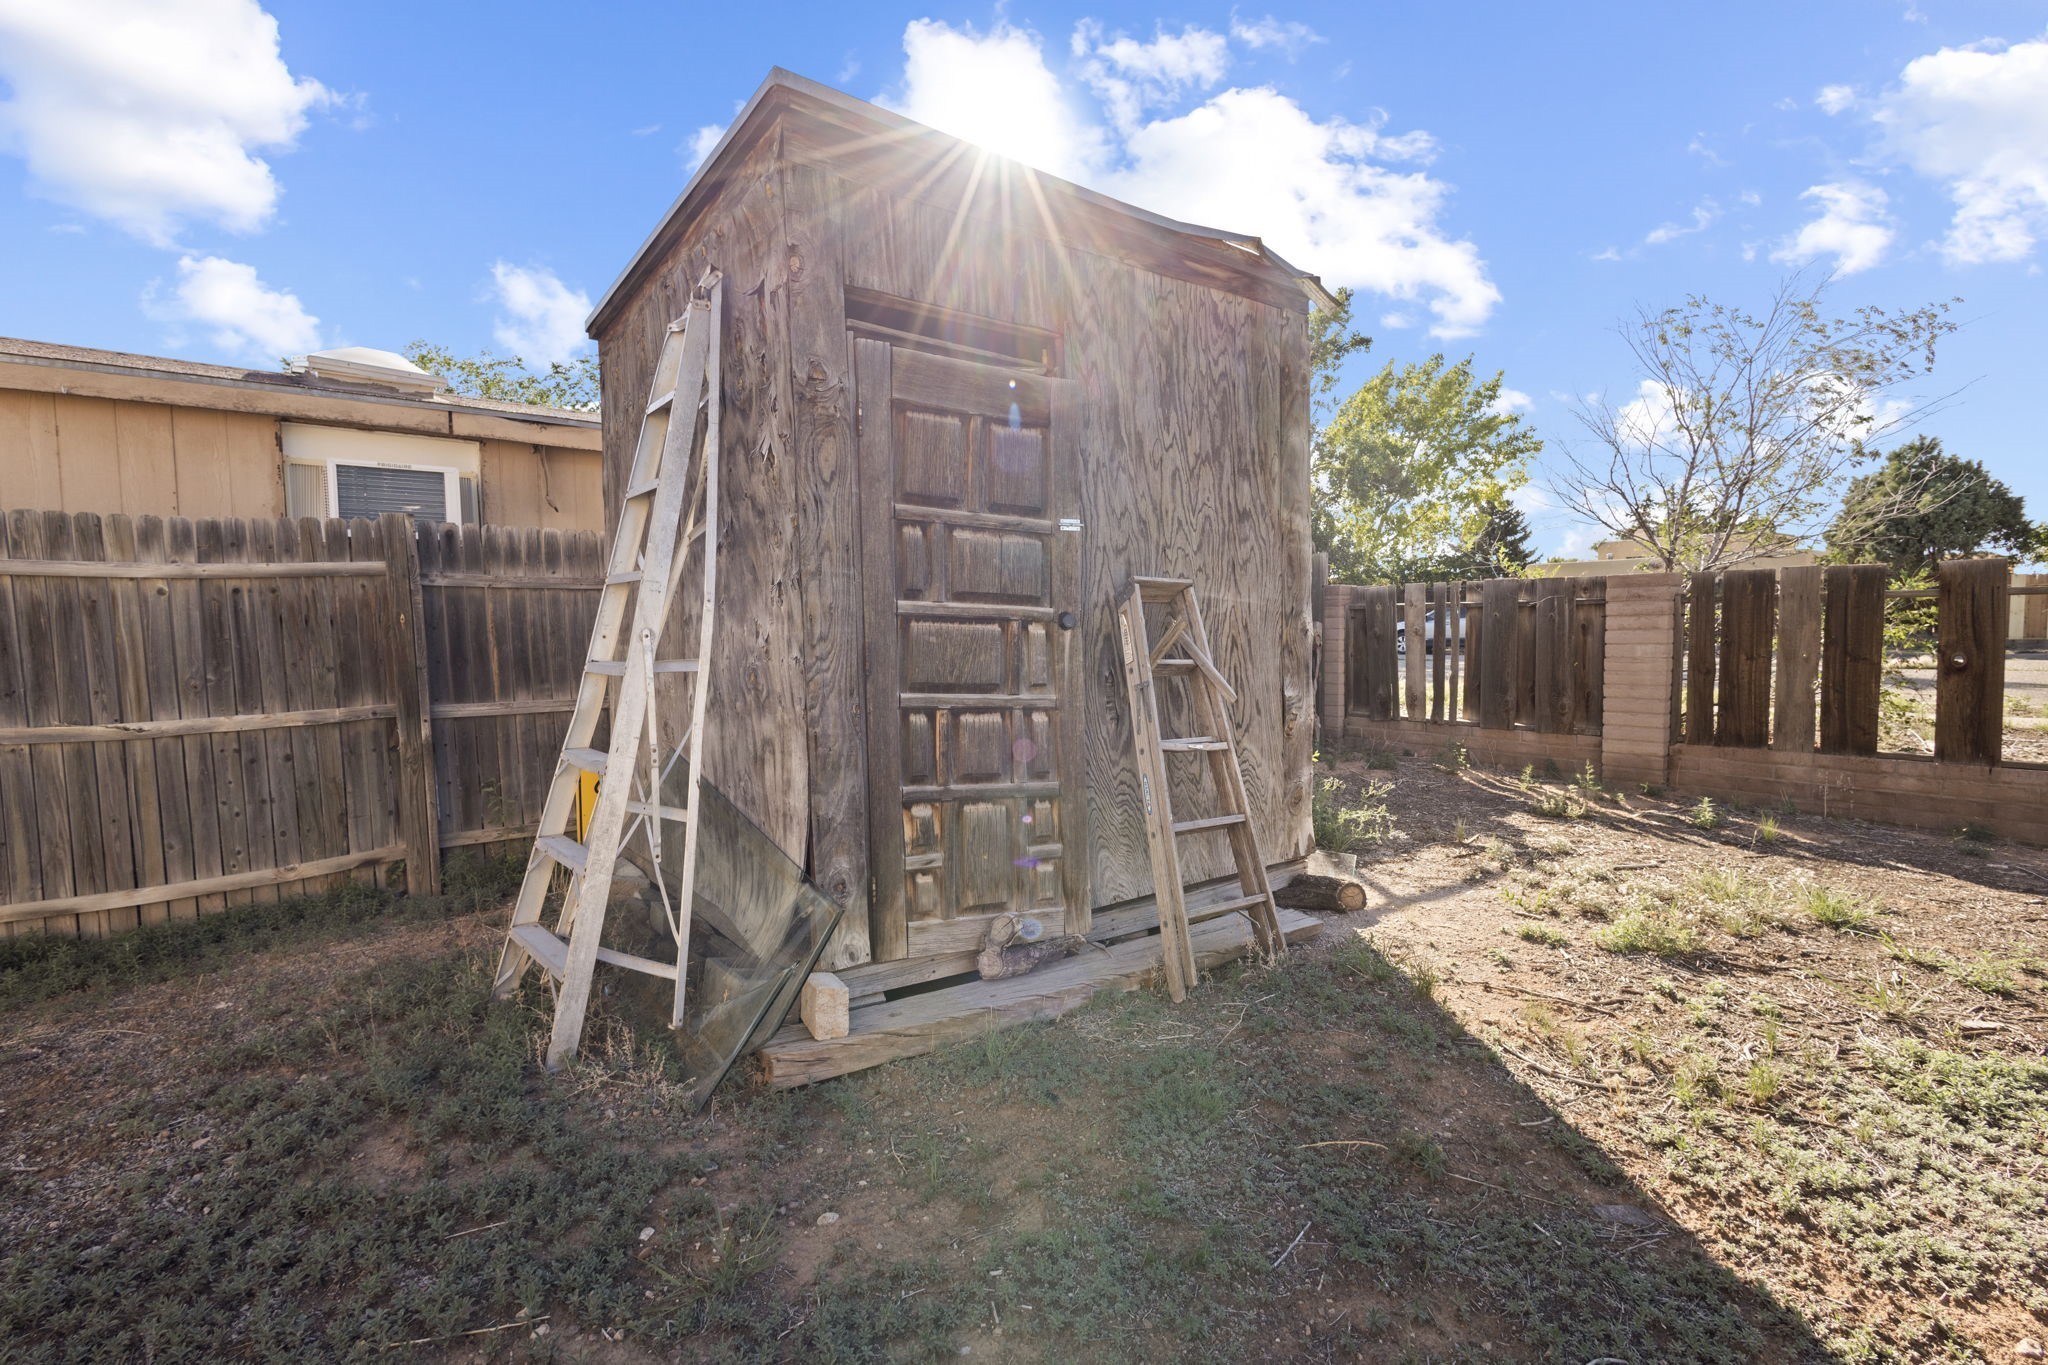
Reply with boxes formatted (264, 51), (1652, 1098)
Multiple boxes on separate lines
(508, 923), (679, 982)
(1135, 575), (1194, 601)
(536, 833), (588, 872)
(1153, 659), (1197, 673)
(596, 945), (679, 980)
(509, 922), (568, 978)
(625, 478), (659, 500)
(1159, 737), (1228, 752)
(1171, 813), (1246, 836)
(626, 799), (690, 822)
(1207, 893), (1274, 916)
(605, 571), (643, 586)
(587, 658), (700, 676)
(646, 389), (676, 414)
(563, 747), (608, 775)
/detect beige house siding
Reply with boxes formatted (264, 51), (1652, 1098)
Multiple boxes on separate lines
(0, 339), (603, 532)
(480, 440), (605, 531)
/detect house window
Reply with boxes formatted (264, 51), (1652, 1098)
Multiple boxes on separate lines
(332, 462), (460, 524)
(279, 422), (481, 526)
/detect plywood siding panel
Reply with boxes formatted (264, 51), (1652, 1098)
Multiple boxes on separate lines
(0, 391), (64, 509)
(112, 403), (178, 516)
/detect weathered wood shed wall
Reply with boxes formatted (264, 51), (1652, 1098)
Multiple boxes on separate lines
(590, 72), (1316, 973)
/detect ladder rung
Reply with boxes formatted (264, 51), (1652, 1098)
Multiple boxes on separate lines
(587, 658), (700, 676)
(537, 833), (588, 872)
(563, 747), (607, 775)
(1205, 893), (1274, 917)
(626, 800), (690, 822)
(1171, 814), (1245, 836)
(509, 922), (568, 978)
(1135, 575), (1194, 601)
(596, 945), (678, 980)
(1153, 659), (1196, 673)
(625, 478), (659, 500)
(646, 390), (676, 414)
(605, 571), (643, 586)
(1159, 737), (1227, 752)
(508, 923), (678, 982)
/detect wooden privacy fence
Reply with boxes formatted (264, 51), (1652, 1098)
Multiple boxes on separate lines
(0, 508), (602, 937)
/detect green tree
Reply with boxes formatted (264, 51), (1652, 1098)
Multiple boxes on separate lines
(1433, 497), (1537, 579)
(1826, 436), (2036, 575)
(1314, 355), (1540, 583)
(403, 342), (600, 411)
(1309, 285), (1372, 422)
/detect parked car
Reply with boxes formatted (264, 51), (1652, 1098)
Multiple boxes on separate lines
(1395, 607), (1469, 655)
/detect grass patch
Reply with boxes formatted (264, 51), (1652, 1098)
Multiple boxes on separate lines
(0, 852), (521, 1011)
(1312, 775), (1396, 851)
(1514, 922), (1568, 947)
(1594, 905), (1703, 958)
(1802, 885), (1876, 932)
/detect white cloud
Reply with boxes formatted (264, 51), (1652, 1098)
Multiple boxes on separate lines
(882, 19), (1495, 337)
(143, 254), (320, 362)
(0, 0), (331, 245)
(1816, 83), (1858, 114)
(683, 124), (724, 171)
(888, 19), (1108, 181)
(1590, 245), (1624, 262)
(1868, 36), (2048, 264)
(1380, 310), (1415, 328)
(489, 262), (591, 366)
(1770, 181), (1896, 273)
(1489, 387), (1534, 416)
(1074, 21), (1229, 130)
(1228, 14), (1323, 57)
(1645, 200), (1720, 245)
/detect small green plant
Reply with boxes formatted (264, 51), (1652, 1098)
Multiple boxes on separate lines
(1947, 954), (2021, 997)
(1433, 740), (1468, 771)
(1595, 906), (1702, 958)
(1864, 970), (1927, 1021)
(1752, 814), (1782, 847)
(1530, 787), (1589, 820)
(1954, 822), (1995, 845)
(1515, 922), (1568, 947)
(1365, 743), (1400, 771)
(1392, 1132), (1448, 1179)
(1803, 885), (1875, 932)
(1684, 797), (1723, 830)
(1743, 1059), (1783, 1107)
(1313, 776), (1399, 851)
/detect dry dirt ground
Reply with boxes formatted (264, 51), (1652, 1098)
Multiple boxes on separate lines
(0, 757), (2044, 1363)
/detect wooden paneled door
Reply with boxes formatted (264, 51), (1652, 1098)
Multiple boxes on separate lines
(854, 338), (1088, 962)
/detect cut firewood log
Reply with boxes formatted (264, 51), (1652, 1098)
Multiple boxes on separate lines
(1274, 874), (1368, 915)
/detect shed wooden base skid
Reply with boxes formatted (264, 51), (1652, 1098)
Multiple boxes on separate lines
(756, 907), (1323, 1089)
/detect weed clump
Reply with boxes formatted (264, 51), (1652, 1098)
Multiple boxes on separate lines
(1595, 905), (1703, 958)
(1685, 797), (1723, 830)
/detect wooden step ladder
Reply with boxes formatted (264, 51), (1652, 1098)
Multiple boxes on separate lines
(1116, 576), (1285, 1002)
(492, 269), (724, 1068)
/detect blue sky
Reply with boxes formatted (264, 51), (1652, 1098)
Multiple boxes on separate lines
(3, 1), (2044, 561)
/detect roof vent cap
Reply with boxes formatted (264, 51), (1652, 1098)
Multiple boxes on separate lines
(290, 346), (446, 394)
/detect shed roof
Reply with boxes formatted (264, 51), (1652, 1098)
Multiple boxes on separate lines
(587, 68), (1334, 335)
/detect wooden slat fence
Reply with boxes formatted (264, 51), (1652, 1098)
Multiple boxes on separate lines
(0, 508), (602, 937)
(1344, 576), (1608, 736)
(1682, 559), (2016, 764)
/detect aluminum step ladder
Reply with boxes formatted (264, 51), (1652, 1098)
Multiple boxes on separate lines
(1116, 575), (1285, 1001)
(492, 269), (723, 1068)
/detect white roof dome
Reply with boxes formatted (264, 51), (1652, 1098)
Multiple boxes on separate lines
(294, 346), (445, 394)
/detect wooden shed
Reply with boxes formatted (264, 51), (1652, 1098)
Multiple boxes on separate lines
(586, 70), (1326, 993)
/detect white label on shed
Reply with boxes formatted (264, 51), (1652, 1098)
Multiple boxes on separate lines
(1059, 517), (1083, 532)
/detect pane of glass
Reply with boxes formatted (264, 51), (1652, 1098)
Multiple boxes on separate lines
(335, 463), (447, 525)
(605, 776), (841, 1112)
(459, 474), (480, 525)
(283, 462), (326, 518)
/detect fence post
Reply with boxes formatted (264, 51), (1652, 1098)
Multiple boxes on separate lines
(1598, 573), (1684, 788)
(379, 512), (441, 895)
(1935, 557), (2009, 765)
(1320, 583), (1352, 738)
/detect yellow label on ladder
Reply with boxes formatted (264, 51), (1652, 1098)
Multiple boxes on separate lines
(573, 771), (600, 841)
